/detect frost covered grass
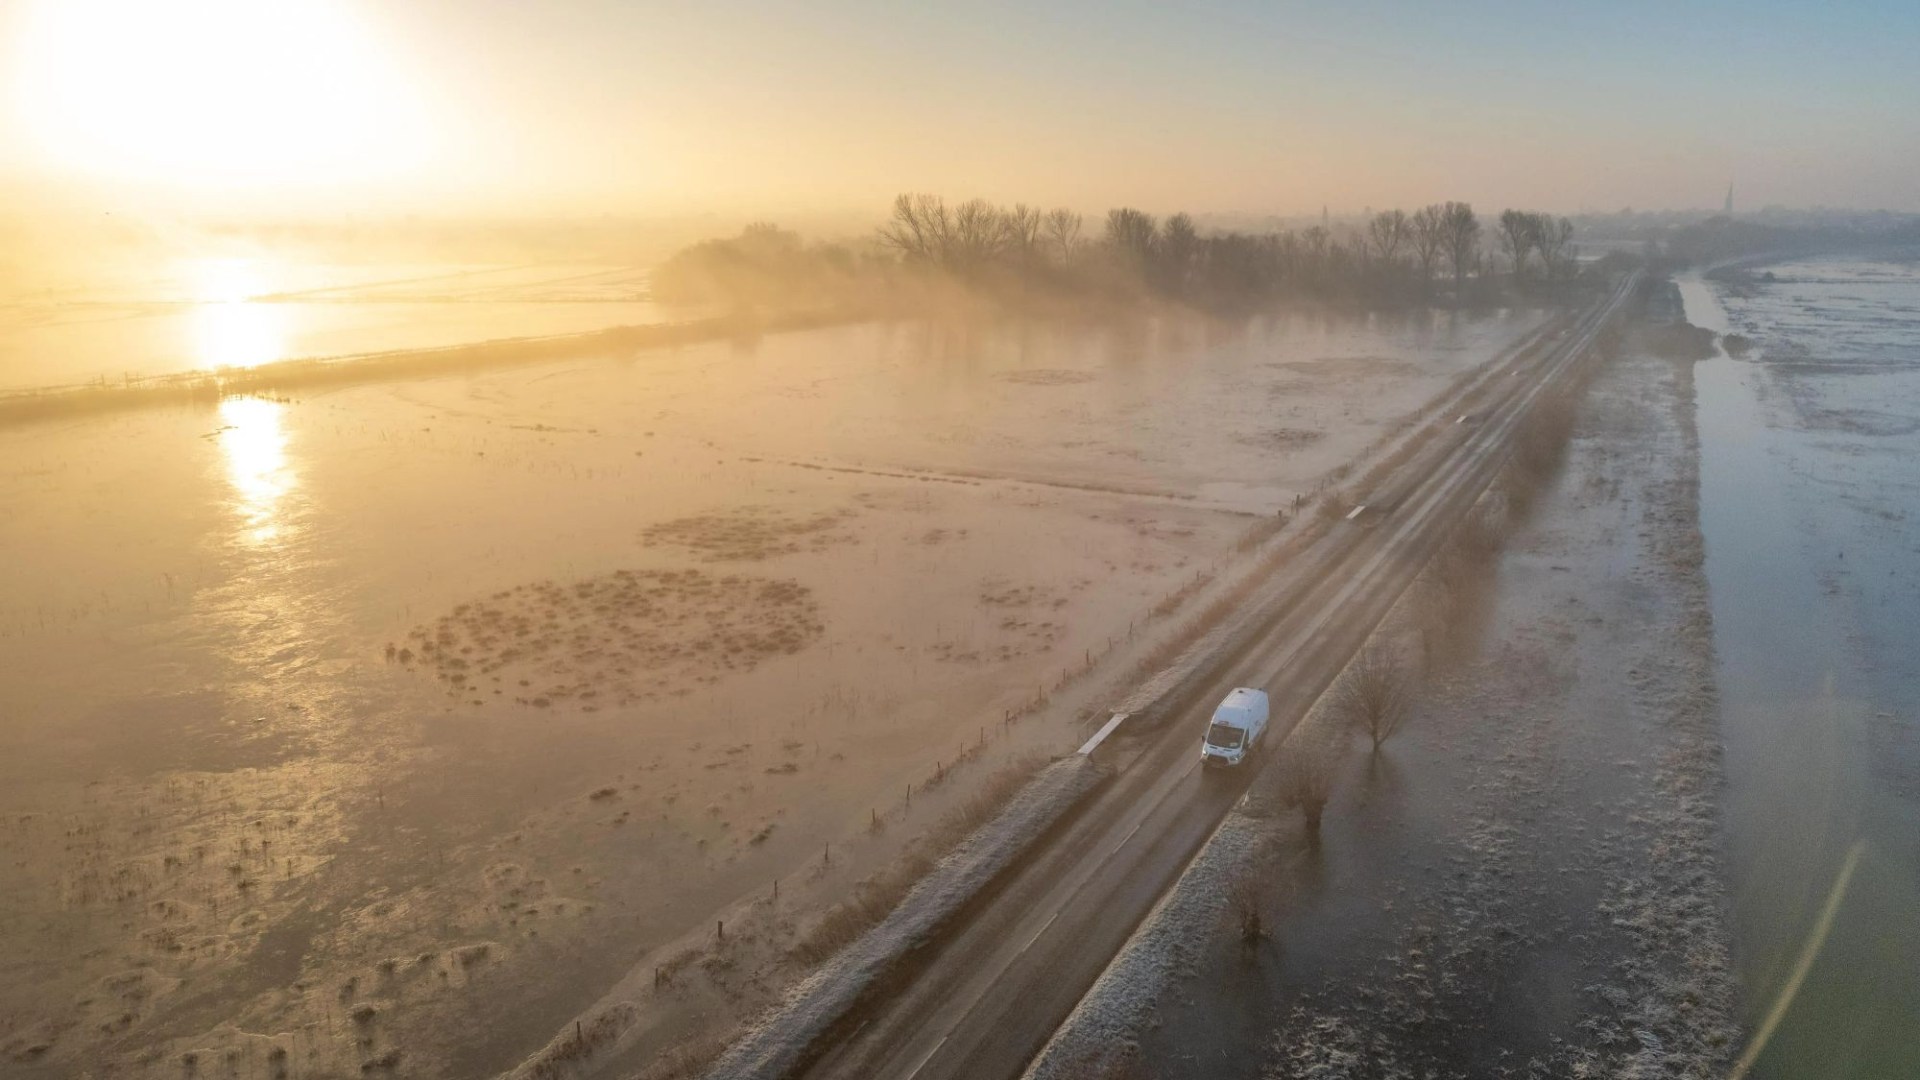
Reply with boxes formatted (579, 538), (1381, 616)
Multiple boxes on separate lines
(703, 756), (1105, 1080)
(1024, 816), (1263, 1080)
(787, 754), (1052, 966)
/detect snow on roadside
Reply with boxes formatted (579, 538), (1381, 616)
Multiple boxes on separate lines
(1022, 811), (1263, 1080)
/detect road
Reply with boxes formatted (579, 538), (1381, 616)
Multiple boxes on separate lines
(786, 273), (1642, 1080)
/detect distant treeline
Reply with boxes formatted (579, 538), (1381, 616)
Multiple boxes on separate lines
(1657, 213), (1920, 267)
(652, 195), (1586, 313)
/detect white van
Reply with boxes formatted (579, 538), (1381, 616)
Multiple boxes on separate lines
(1200, 687), (1270, 767)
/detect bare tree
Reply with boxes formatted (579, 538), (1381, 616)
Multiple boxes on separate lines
(1042, 207), (1083, 265)
(1410, 204), (1447, 295)
(950, 198), (1007, 269)
(1000, 203), (1043, 265)
(1498, 209), (1536, 283)
(877, 193), (951, 265)
(1277, 743), (1339, 837)
(1535, 215), (1575, 280)
(1104, 207), (1158, 273)
(1367, 209), (1410, 265)
(1300, 224), (1330, 263)
(1158, 212), (1198, 294)
(1335, 643), (1414, 752)
(1440, 201), (1480, 296)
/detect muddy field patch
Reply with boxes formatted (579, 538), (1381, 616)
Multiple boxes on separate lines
(395, 570), (823, 709)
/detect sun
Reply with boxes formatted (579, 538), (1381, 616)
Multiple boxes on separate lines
(8, 0), (431, 190)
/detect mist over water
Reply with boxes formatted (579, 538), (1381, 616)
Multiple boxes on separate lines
(1, 0), (1917, 1073)
(0, 257), (671, 392)
(1686, 257), (1920, 1077)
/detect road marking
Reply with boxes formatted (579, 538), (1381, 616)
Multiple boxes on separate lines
(1108, 818), (1146, 859)
(1018, 911), (1061, 956)
(905, 1035), (950, 1080)
(1344, 504), (1367, 521)
(1076, 712), (1129, 756)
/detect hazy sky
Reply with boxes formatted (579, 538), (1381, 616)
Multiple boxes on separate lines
(4, 0), (1918, 218)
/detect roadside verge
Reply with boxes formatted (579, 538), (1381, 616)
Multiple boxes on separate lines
(698, 756), (1107, 1080)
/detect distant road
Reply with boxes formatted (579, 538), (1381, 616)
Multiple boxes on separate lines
(787, 272), (1641, 1080)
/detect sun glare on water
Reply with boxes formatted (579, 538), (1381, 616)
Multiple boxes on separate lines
(216, 395), (294, 546)
(9, 0), (430, 190)
(188, 257), (289, 370)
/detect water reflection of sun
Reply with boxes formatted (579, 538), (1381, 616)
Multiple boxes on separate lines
(190, 258), (287, 371)
(217, 396), (295, 545)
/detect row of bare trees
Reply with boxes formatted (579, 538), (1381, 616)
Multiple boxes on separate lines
(877, 194), (1579, 304)
(1496, 209), (1578, 282)
(877, 194), (1087, 271)
(654, 195), (1581, 310)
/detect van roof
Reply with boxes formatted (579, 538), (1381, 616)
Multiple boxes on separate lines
(1212, 687), (1267, 726)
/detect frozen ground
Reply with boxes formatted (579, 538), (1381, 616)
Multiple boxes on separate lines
(1050, 302), (1741, 1078)
(0, 305), (1548, 1076)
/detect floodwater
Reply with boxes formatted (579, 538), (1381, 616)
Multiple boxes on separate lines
(0, 297), (1548, 1075)
(0, 258), (669, 392)
(1683, 257), (1920, 1077)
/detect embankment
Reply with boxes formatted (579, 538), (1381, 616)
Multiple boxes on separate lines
(0, 306), (860, 429)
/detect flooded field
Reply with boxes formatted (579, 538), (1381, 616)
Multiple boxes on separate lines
(0, 259), (668, 392)
(0, 305), (1548, 1075)
(1684, 257), (1920, 1077)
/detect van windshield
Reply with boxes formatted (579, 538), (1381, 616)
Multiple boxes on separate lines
(1205, 723), (1243, 749)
